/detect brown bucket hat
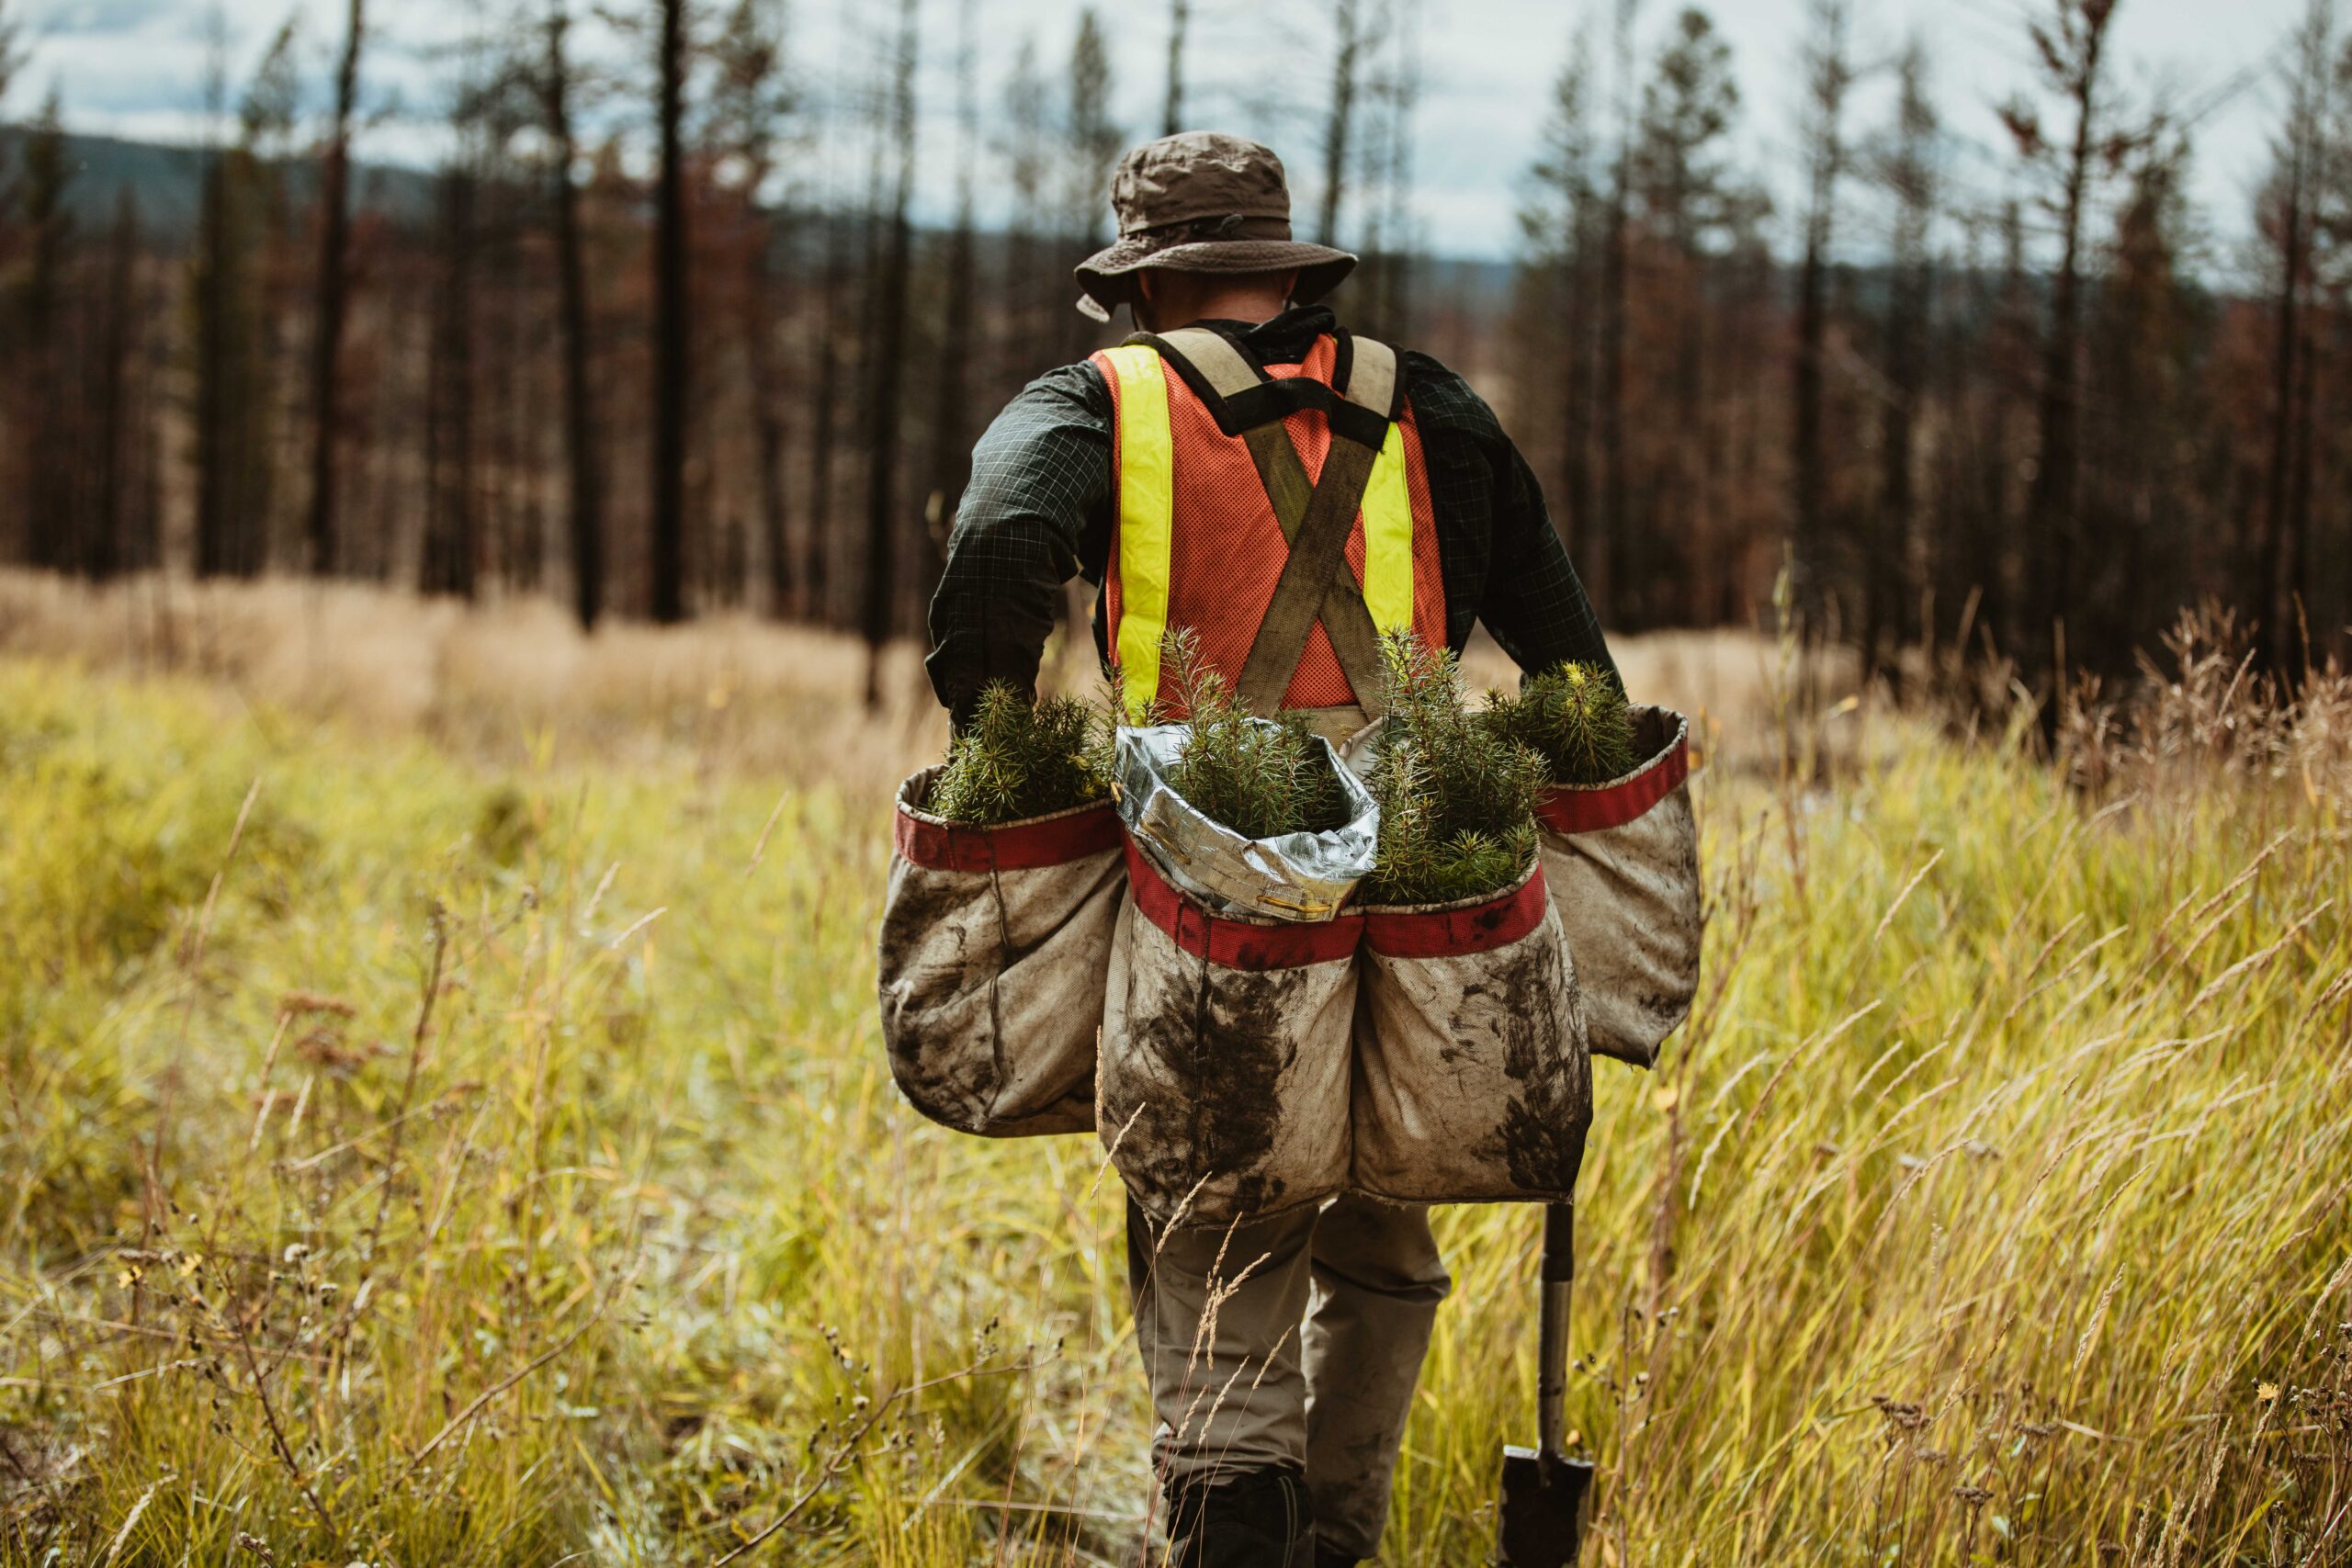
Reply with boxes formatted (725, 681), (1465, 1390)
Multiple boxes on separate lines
(1074, 131), (1357, 322)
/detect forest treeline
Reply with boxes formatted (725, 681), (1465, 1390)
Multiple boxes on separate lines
(0, 0), (2346, 701)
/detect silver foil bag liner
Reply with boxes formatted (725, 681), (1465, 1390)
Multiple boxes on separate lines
(1113, 723), (1379, 922)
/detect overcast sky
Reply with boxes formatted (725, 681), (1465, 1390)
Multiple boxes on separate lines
(11, 0), (2312, 268)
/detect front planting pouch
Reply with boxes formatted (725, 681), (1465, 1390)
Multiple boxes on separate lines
(1351, 863), (1593, 1203)
(1100, 724), (1377, 1228)
(1535, 705), (1702, 1068)
(876, 767), (1124, 1138)
(1101, 840), (1363, 1229)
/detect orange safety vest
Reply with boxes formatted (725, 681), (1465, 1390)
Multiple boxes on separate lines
(1091, 327), (1446, 738)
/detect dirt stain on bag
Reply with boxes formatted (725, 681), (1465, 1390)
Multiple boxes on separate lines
(1469, 942), (1590, 1195)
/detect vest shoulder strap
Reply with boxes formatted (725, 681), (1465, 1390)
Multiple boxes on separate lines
(1123, 328), (1399, 448)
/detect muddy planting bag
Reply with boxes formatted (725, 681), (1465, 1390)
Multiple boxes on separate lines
(1534, 705), (1702, 1068)
(876, 765), (1125, 1137)
(1098, 723), (1378, 1229)
(1350, 862), (1592, 1203)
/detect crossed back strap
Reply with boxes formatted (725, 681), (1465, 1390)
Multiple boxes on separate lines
(1130, 326), (1402, 719)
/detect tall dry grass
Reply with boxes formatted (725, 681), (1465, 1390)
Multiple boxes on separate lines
(0, 578), (2346, 1565)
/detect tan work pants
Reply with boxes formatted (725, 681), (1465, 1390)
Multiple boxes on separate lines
(1126, 1193), (1453, 1558)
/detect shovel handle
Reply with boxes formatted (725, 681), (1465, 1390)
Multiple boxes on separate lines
(1537, 1204), (1573, 1457)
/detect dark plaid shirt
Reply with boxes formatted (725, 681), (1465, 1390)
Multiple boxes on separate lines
(925, 304), (1615, 720)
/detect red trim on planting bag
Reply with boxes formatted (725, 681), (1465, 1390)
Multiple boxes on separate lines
(1124, 837), (1364, 969)
(1535, 728), (1690, 835)
(1362, 865), (1550, 957)
(894, 798), (1124, 873)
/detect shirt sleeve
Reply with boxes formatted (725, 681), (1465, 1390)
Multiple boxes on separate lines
(1400, 354), (1619, 688)
(1480, 434), (1621, 688)
(923, 363), (1114, 723)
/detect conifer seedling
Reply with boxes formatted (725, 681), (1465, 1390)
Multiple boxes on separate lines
(1484, 660), (1638, 785)
(1362, 632), (1546, 906)
(924, 682), (1113, 826)
(1159, 629), (1353, 840)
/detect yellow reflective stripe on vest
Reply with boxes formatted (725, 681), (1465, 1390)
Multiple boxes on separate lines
(1360, 422), (1415, 635)
(1102, 345), (1174, 722)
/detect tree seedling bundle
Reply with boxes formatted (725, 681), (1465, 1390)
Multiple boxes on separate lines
(1159, 630), (1354, 841)
(1482, 660), (1638, 785)
(1361, 632), (1548, 907)
(923, 681), (1114, 826)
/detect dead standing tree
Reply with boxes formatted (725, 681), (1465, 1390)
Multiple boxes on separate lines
(707, 0), (798, 616)
(1999, 0), (2152, 699)
(1163, 0), (1190, 136)
(305, 0), (364, 576)
(543, 1), (605, 628)
(649, 0), (692, 622)
(859, 0), (916, 708)
(2256, 0), (2335, 674)
(1319, 0), (1363, 247)
(1523, 28), (1601, 558)
(1870, 39), (1939, 680)
(921, 0), (981, 633)
(1790, 0), (1852, 642)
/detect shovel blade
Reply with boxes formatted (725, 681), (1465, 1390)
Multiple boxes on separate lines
(1496, 1445), (1593, 1568)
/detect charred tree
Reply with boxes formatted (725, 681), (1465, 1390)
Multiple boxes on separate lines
(11, 96), (71, 572)
(2256, 0), (2333, 674)
(860, 0), (918, 706)
(2000, 0), (2139, 694)
(709, 0), (797, 616)
(922, 0), (981, 629)
(1524, 30), (1600, 555)
(545, 2), (605, 628)
(649, 0), (692, 622)
(1872, 41), (1939, 677)
(1163, 0), (1190, 135)
(1791, 0), (1851, 641)
(304, 0), (365, 576)
(1318, 0), (1363, 246)
(422, 155), (478, 597)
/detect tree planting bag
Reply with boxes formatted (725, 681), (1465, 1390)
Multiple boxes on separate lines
(1534, 705), (1701, 1068)
(1351, 862), (1593, 1203)
(876, 766), (1124, 1138)
(1098, 724), (1378, 1229)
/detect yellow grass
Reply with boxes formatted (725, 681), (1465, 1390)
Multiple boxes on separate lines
(1, 574), (2346, 1565)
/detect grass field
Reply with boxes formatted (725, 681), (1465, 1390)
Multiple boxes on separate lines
(2, 576), (2348, 1566)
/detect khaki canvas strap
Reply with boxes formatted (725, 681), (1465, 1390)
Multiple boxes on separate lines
(1146, 328), (1398, 717)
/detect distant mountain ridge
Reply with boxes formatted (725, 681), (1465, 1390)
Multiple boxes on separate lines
(0, 124), (442, 240)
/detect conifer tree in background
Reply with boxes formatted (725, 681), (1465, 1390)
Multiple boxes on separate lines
(1632, 6), (1740, 627)
(1592, 0), (1640, 623)
(304, 0), (364, 577)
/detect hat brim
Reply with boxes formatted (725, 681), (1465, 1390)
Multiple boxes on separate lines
(1075, 237), (1358, 320)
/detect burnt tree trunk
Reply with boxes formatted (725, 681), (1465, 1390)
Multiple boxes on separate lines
(547, 3), (605, 629)
(648, 0), (692, 622)
(304, 0), (364, 576)
(860, 0), (918, 707)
